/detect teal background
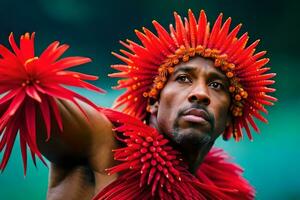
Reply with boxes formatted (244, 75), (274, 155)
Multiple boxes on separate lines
(0, 0), (299, 199)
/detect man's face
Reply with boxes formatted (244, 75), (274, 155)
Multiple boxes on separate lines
(154, 57), (231, 147)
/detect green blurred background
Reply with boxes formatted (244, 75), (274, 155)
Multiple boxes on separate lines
(0, 0), (299, 199)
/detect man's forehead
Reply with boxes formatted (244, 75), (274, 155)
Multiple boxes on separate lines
(173, 57), (226, 79)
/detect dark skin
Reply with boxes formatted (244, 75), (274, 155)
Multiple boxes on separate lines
(37, 57), (231, 199)
(150, 57), (231, 172)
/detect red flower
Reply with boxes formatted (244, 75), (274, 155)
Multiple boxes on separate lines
(0, 32), (105, 174)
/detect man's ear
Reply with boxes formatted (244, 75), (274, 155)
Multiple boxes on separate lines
(149, 101), (159, 115)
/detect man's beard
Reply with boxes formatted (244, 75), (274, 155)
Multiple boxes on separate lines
(172, 125), (212, 150)
(171, 121), (215, 172)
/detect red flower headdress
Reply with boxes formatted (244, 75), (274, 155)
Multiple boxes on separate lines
(0, 33), (104, 174)
(110, 9), (277, 141)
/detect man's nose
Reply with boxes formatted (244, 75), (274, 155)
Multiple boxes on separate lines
(187, 84), (211, 105)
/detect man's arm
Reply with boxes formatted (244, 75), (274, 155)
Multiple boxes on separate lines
(46, 164), (95, 200)
(36, 100), (116, 166)
(36, 100), (118, 199)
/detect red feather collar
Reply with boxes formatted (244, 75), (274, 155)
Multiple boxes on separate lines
(94, 108), (255, 200)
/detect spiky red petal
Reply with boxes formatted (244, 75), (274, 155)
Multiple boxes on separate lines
(0, 33), (105, 174)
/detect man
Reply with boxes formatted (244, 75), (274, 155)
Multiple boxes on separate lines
(0, 10), (276, 199)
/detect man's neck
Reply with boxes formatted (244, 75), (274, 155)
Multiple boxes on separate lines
(180, 141), (214, 173)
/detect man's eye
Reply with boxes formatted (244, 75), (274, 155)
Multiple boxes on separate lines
(175, 75), (192, 83)
(209, 82), (224, 90)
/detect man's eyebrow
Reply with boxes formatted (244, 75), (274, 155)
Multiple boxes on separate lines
(173, 66), (196, 75)
(208, 71), (229, 85)
(172, 65), (229, 83)
(208, 71), (227, 81)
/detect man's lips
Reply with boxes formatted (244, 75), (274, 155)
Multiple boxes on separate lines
(181, 108), (210, 124)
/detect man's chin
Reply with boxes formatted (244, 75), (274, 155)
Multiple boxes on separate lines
(173, 128), (212, 148)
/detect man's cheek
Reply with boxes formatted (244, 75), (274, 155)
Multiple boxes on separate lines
(214, 110), (228, 136)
